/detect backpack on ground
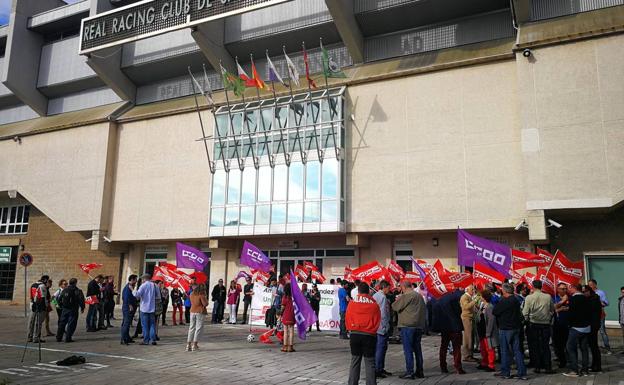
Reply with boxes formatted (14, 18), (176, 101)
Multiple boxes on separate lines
(56, 355), (86, 366)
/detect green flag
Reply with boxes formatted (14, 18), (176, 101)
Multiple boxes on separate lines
(220, 64), (245, 96)
(321, 43), (346, 79)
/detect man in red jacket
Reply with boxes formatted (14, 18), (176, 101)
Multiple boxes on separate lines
(346, 282), (381, 385)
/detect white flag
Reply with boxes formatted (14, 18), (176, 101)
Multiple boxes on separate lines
(284, 50), (300, 87)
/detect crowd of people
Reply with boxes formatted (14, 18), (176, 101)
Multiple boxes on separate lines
(26, 271), (624, 385)
(342, 277), (624, 385)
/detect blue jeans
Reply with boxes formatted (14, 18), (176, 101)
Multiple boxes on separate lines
(140, 312), (156, 343)
(599, 319), (610, 349)
(86, 304), (98, 330)
(567, 328), (589, 373)
(121, 310), (134, 342)
(499, 329), (526, 377)
(375, 333), (389, 373)
(400, 327), (423, 375)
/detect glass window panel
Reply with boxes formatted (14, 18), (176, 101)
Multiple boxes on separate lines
(257, 136), (270, 156)
(216, 114), (229, 137)
(8, 225), (14, 233)
(330, 97), (341, 120)
(225, 207), (239, 226)
(306, 161), (320, 199)
(276, 106), (288, 128)
(307, 101), (320, 125)
(273, 132), (286, 153)
(241, 169), (256, 204)
(256, 205), (270, 225)
(0, 225), (5, 233)
(244, 111), (257, 134)
(240, 206), (254, 225)
(23, 206), (29, 222)
(288, 162), (304, 201)
(305, 128), (319, 151)
(321, 99), (330, 122)
(260, 108), (273, 131)
(290, 103), (304, 128)
(214, 142), (225, 161)
(273, 165), (287, 201)
(228, 140), (239, 159)
(322, 200), (337, 222)
(271, 203), (286, 224)
(289, 132), (302, 153)
(9, 208), (16, 222)
(231, 112), (243, 135)
(304, 202), (320, 222)
(242, 138), (253, 158)
(288, 202), (303, 223)
(227, 168), (241, 204)
(210, 208), (224, 227)
(322, 158), (338, 199)
(211, 170), (226, 205)
(258, 167), (271, 202)
(17, 206), (23, 222)
(23, 224), (29, 233)
(322, 127), (335, 149)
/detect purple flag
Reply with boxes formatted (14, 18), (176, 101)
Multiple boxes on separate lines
(457, 229), (511, 277)
(410, 257), (428, 281)
(176, 242), (210, 271)
(240, 241), (272, 272)
(289, 269), (318, 340)
(235, 270), (251, 281)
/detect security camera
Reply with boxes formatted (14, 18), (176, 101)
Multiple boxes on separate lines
(85, 237), (93, 242)
(13, 136), (21, 144)
(547, 219), (562, 228)
(514, 220), (527, 231)
(522, 48), (532, 58)
(103, 236), (112, 243)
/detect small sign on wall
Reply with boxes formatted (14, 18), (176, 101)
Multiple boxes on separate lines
(0, 247), (11, 263)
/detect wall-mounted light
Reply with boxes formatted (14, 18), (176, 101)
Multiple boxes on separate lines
(432, 238), (439, 247)
(522, 48), (532, 58)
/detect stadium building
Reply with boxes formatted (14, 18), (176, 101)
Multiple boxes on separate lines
(0, 0), (623, 324)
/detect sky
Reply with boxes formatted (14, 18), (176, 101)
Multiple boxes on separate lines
(0, 0), (83, 26)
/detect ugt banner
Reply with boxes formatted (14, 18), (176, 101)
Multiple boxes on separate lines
(457, 229), (511, 277)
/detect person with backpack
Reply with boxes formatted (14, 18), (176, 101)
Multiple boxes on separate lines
(56, 278), (85, 343)
(28, 275), (50, 343)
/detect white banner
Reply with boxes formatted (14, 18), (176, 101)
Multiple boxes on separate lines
(250, 283), (340, 331)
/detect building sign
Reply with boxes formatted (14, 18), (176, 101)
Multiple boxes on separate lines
(0, 247), (11, 263)
(79, 0), (292, 54)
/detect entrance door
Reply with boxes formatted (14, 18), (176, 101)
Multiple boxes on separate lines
(0, 246), (17, 300)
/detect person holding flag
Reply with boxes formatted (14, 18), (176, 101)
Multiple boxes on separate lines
(85, 275), (103, 333)
(280, 282), (296, 352)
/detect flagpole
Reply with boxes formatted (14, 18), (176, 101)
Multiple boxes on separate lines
(250, 53), (276, 168)
(319, 37), (340, 160)
(188, 66), (215, 174)
(266, 50), (289, 166)
(283, 46), (306, 163)
(302, 41), (323, 162)
(220, 61), (241, 172)
(203, 64), (230, 171)
(237, 56), (259, 170)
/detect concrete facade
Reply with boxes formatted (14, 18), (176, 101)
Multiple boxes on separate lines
(1, 1), (624, 305)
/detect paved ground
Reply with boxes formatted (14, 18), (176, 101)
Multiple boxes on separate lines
(0, 306), (623, 385)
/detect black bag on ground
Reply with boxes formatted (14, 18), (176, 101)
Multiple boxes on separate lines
(56, 355), (86, 366)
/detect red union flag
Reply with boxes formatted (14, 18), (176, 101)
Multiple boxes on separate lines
(414, 259), (433, 273)
(511, 249), (548, 269)
(520, 272), (536, 289)
(310, 270), (326, 283)
(448, 271), (473, 289)
(85, 295), (98, 305)
(404, 271), (422, 283)
(351, 261), (384, 281)
(424, 260), (454, 299)
(343, 266), (354, 281)
(255, 270), (270, 284)
(508, 268), (522, 282)
(295, 264), (308, 281)
(547, 250), (583, 285)
(387, 260), (406, 279)
(78, 263), (103, 274)
(473, 263), (505, 290)
(304, 261), (318, 272)
(536, 248), (554, 265)
(536, 268), (555, 295)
